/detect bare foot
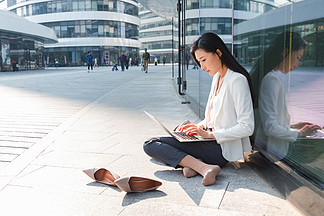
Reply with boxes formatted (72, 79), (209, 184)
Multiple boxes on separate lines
(182, 159), (202, 178)
(183, 167), (198, 178)
(201, 165), (220, 186)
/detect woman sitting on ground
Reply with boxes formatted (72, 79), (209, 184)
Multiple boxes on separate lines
(143, 32), (254, 186)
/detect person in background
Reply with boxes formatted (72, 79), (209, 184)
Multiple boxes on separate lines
(119, 52), (127, 71)
(86, 51), (94, 73)
(55, 58), (59, 68)
(112, 60), (118, 71)
(143, 32), (254, 186)
(94, 57), (99, 68)
(154, 56), (158, 66)
(163, 56), (166, 65)
(142, 48), (150, 73)
(125, 52), (129, 70)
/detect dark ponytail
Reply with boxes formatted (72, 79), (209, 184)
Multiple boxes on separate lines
(250, 31), (307, 108)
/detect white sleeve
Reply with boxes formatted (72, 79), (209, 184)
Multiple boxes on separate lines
(212, 76), (254, 143)
(259, 76), (298, 142)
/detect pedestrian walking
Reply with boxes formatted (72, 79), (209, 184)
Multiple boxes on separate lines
(162, 56), (166, 65)
(55, 58), (59, 68)
(125, 52), (129, 70)
(86, 51), (94, 73)
(119, 52), (127, 71)
(94, 57), (99, 68)
(142, 48), (150, 73)
(154, 57), (158, 66)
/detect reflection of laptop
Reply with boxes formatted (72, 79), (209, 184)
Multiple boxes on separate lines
(144, 111), (215, 142)
(304, 130), (324, 139)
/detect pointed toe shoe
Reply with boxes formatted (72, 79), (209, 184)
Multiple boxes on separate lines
(83, 168), (120, 186)
(114, 176), (162, 193)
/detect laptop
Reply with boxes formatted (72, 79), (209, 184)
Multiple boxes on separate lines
(144, 111), (215, 142)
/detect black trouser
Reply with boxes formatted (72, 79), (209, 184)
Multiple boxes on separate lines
(87, 63), (93, 70)
(143, 136), (228, 168)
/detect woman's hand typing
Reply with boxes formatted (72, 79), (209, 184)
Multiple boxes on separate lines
(179, 124), (215, 139)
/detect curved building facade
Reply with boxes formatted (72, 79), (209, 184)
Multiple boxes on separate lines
(7, 0), (140, 66)
(185, 0), (277, 50)
(139, 6), (178, 64)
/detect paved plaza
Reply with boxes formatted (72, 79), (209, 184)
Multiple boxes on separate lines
(0, 65), (302, 215)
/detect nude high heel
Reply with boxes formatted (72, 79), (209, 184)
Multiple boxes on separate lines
(114, 176), (162, 193)
(83, 168), (120, 186)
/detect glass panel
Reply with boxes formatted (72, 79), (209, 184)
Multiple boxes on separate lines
(73, 1), (78, 11)
(57, 1), (62, 12)
(85, 0), (91, 11)
(235, 0), (324, 188)
(78, 0), (85, 11)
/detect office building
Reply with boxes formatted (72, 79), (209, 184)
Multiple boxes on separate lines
(139, 6), (178, 64)
(7, 0), (140, 66)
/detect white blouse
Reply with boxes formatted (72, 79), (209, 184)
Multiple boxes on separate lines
(199, 69), (254, 161)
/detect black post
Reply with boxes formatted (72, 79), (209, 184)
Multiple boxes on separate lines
(182, 0), (186, 91)
(172, 17), (174, 78)
(177, 0), (184, 95)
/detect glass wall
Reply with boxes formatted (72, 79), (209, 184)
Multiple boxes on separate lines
(12, 0), (138, 17)
(234, 0), (324, 189)
(186, 0), (274, 13)
(184, 0), (323, 191)
(43, 20), (138, 39)
(9, 0), (140, 67)
(1, 38), (44, 71)
(43, 46), (139, 67)
(186, 18), (245, 36)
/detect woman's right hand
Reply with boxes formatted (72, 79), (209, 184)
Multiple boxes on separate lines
(298, 124), (322, 137)
(178, 124), (198, 135)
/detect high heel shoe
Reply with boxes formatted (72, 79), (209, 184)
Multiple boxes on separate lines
(83, 168), (120, 186)
(114, 176), (162, 193)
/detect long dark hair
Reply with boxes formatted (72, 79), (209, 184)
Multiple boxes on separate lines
(250, 31), (307, 108)
(190, 32), (254, 102)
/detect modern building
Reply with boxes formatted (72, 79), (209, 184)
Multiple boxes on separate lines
(6, 0), (141, 66)
(138, 0), (277, 96)
(185, 0), (277, 51)
(139, 6), (178, 64)
(0, 9), (57, 72)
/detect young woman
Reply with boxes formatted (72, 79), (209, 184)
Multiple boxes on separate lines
(143, 32), (254, 186)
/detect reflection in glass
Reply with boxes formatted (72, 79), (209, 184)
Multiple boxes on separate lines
(250, 31), (324, 186)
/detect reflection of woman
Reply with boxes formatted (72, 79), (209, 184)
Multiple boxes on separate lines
(144, 32), (254, 186)
(251, 32), (321, 159)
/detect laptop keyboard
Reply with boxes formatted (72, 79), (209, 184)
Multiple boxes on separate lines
(173, 132), (199, 140)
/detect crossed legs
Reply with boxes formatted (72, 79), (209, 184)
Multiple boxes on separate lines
(179, 155), (221, 186)
(143, 137), (227, 186)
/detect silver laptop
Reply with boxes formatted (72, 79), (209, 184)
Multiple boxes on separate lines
(144, 111), (215, 142)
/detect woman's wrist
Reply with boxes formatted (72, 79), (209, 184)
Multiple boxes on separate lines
(208, 132), (215, 139)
